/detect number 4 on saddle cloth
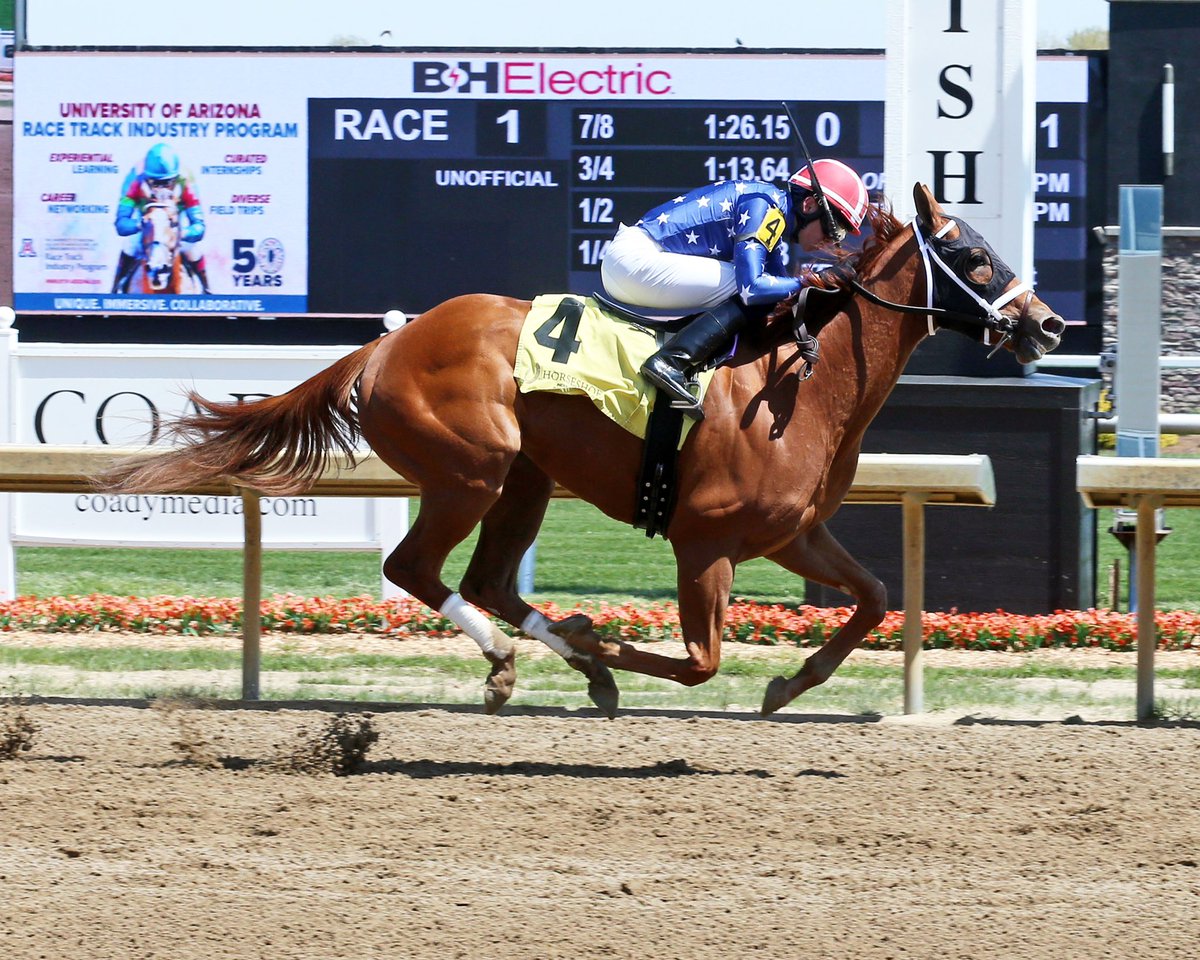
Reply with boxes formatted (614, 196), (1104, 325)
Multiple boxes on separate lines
(513, 294), (727, 539)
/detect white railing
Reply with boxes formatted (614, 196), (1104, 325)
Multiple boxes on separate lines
(1077, 455), (1200, 720)
(0, 445), (996, 713)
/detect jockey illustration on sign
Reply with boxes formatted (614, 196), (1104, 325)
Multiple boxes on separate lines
(111, 142), (211, 294)
(600, 158), (869, 420)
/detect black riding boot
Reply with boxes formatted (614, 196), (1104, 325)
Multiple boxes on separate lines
(184, 256), (211, 294)
(111, 252), (139, 293)
(640, 299), (749, 421)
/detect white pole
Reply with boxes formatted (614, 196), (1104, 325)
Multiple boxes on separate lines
(1162, 63), (1175, 178)
(241, 489), (262, 701)
(0, 307), (18, 599)
(1135, 494), (1162, 721)
(902, 492), (927, 714)
(376, 496), (409, 599)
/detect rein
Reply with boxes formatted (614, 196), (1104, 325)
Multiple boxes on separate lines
(846, 220), (1031, 351)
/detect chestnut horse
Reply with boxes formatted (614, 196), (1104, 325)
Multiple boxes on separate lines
(137, 201), (185, 294)
(100, 185), (1065, 717)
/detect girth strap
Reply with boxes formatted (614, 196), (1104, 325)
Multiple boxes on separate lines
(633, 395), (686, 539)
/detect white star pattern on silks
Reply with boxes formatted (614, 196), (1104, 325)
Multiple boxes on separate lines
(740, 284), (753, 299)
(656, 212), (670, 224)
(734, 182), (747, 193)
(772, 190), (783, 203)
(697, 196), (710, 208)
(685, 230), (699, 244)
(709, 245), (720, 255)
(739, 211), (751, 226)
(720, 199), (733, 212)
(673, 196), (685, 203)
(727, 225), (736, 236)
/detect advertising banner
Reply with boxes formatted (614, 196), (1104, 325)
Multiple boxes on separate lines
(15, 54), (307, 315)
(3, 339), (388, 549)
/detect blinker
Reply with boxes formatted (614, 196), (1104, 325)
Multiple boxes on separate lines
(926, 218), (1017, 311)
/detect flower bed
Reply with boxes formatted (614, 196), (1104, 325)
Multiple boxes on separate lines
(1, 594), (1199, 652)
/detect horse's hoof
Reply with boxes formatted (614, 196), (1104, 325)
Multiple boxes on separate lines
(761, 675), (792, 716)
(548, 613), (601, 655)
(567, 654), (620, 719)
(483, 652), (516, 715)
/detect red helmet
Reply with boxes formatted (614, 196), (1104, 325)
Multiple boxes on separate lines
(788, 159), (869, 234)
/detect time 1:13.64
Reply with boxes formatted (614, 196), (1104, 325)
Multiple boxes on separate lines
(703, 155), (791, 183)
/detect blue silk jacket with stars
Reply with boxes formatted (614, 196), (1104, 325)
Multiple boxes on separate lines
(635, 179), (803, 306)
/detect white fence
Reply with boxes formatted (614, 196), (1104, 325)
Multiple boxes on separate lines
(1077, 455), (1200, 720)
(0, 444), (997, 711)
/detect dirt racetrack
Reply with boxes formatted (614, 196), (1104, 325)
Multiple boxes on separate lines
(2, 700), (1198, 960)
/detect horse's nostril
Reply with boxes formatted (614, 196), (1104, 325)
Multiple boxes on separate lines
(1043, 315), (1067, 337)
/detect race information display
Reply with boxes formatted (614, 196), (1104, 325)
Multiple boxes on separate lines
(12, 52), (1089, 330)
(306, 97), (881, 313)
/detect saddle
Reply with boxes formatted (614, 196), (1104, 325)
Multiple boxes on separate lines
(590, 290), (694, 332)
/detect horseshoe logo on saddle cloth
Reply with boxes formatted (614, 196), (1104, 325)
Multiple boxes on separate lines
(514, 294), (717, 446)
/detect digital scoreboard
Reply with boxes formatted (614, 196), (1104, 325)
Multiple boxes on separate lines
(306, 98), (882, 315)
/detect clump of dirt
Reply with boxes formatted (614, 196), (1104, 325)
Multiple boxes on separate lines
(0, 702), (38, 759)
(270, 712), (379, 776)
(151, 696), (227, 770)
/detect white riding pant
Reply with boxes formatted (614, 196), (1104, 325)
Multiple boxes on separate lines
(601, 224), (736, 311)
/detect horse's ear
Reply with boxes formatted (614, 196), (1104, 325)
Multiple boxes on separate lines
(913, 184), (960, 240)
(912, 183), (942, 228)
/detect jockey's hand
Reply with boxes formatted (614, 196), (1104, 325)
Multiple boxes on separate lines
(822, 260), (859, 287)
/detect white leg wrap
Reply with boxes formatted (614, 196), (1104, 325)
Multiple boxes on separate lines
(440, 593), (504, 656)
(521, 610), (575, 659)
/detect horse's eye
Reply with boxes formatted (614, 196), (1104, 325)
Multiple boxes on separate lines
(962, 249), (994, 286)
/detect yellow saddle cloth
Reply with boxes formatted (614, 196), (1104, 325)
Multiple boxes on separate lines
(513, 294), (713, 443)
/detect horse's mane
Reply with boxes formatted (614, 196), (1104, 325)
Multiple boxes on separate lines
(765, 202), (906, 326)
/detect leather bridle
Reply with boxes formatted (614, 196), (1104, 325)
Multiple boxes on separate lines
(847, 219), (1033, 355)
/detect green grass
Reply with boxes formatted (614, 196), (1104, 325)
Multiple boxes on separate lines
(14, 545), (381, 599)
(1095, 505), (1200, 611)
(14, 496), (1200, 610)
(14, 499), (813, 606)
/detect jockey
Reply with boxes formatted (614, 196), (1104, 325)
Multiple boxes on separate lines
(600, 158), (869, 420)
(111, 142), (211, 294)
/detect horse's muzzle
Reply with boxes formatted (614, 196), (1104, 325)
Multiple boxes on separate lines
(1015, 306), (1066, 364)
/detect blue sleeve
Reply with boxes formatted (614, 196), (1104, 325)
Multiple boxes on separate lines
(733, 237), (803, 306)
(181, 205), (205, 243)
(114, 198), (141, 237)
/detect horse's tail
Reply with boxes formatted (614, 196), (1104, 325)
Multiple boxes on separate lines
(96, 337), (388, 497)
